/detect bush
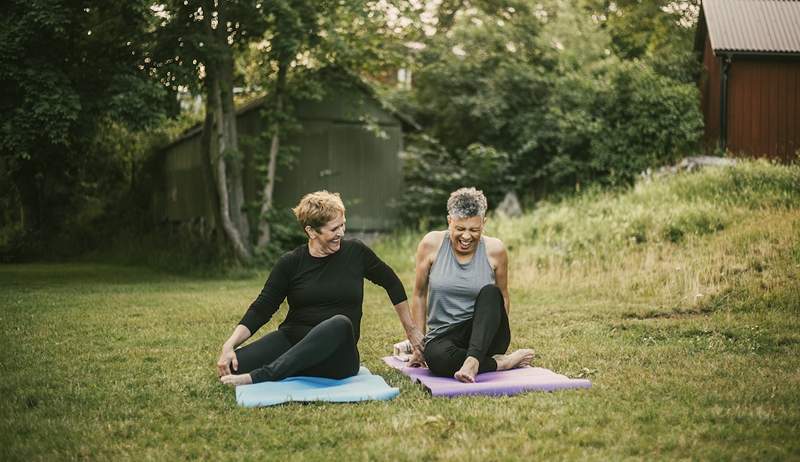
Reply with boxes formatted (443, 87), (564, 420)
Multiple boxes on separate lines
(395, 4), (705, 225)
(589, 61), (703, 185)
(660, 206), (727, 243)
(255, 207), (308, 262)
(397, 135), (511, 229)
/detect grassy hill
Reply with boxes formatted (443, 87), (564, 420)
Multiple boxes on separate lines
(1, 160), (798, 460)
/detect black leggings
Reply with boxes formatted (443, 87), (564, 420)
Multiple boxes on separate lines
(234, 314), (360, 383)
(423, 284), (511, 377)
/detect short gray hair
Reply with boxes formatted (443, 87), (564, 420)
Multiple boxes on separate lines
(447, 187), (487, 218)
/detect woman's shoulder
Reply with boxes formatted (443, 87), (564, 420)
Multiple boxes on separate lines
(482, 235), (506, 257)
(276, 244), (306, 265)
(265, 245), (305, 278)
(341, 239), (378, 261)
(418, 230), (447, 253)
(342, 238), (369, 253)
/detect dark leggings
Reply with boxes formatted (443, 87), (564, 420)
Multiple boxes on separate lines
(423, 284), (511, 377)
(233, 314), (360, 383)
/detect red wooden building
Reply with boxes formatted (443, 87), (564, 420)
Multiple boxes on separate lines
(696, 0), (800, 162)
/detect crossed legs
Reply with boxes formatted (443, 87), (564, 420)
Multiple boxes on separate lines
(423, 284), (534, 382)
(233, 314), (360, 383)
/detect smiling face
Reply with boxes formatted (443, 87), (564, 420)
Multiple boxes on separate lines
(447, 215), (485, 256)
(307, 212), (346, 257)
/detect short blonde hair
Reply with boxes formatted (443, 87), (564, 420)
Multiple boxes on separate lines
(292, 190), (346, 231)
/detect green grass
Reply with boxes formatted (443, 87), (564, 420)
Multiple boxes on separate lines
(2, 161), (799, 460)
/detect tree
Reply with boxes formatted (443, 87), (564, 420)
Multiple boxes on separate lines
(0, 0), (171, 252)
(152, 0), (269, 263)
(390, 0), (703, 224)
(152, 1), (407, 261)
(252, 0), (406, 248)
(580, 0), (701, 82)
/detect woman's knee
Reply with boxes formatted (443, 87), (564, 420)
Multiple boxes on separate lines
(475, 284), (503, 309)
(478, 284), (502, 298)
(424, 342), (460, 376)
(325, 314), (354, 335)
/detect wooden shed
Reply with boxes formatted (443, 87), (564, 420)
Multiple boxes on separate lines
(153, 71), (418, 233)
(696, 0), (800, 162)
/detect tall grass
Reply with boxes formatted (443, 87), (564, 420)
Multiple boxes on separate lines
(377, 161), (799, 310)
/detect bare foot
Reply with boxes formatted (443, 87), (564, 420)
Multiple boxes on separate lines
(220, 373), (253, 387)
(493, 349), (535, 371)
(454, 356), (480, 383)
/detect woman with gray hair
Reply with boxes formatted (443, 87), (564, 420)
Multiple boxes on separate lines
(408, 187), (534, 382)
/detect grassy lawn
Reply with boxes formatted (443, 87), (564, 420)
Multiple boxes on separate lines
(2, 161), (799, 460)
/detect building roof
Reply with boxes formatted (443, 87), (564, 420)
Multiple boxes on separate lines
(703, 0), (800, 54)
(161, 67), (420, 151)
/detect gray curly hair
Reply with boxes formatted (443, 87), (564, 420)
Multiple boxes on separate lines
(447, 187), (488, 218)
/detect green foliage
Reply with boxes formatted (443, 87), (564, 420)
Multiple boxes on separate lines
(254, 207), (308, 262)
(582, 0), (701, 83)
(397, 135), (511, 228)
(588, 61), (704, 185)
(0, 0), (174, 256)
(395, 0), (705, 225)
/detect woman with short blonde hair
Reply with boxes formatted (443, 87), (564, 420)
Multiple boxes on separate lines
(217, 190), (423, 385)
(292, 190), (346, 232)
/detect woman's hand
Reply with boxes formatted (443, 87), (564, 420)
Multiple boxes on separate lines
(408, 327), (425, 354)
(216, 325), (251, 377)
(217, 346), (239, 377)
(220, 373), (253, 387)
(408, 349), (426, 368)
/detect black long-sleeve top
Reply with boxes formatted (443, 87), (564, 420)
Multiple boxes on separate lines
(239, 239), (407, 342)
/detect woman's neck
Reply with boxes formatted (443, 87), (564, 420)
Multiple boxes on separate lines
(308, 240), (330, 257)
(450, 239), (478, 264)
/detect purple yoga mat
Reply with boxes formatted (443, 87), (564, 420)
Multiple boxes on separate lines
(383, 356), (591, 397)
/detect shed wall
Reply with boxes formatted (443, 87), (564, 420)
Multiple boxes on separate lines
(157, 82), (405, 232)
(727, 58), (800, 161)
(162, 134), (213, 221)
(701, 35), (723, 153)
(254, 119), (404, 231)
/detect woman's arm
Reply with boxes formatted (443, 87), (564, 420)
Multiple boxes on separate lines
(217, 252), (294, 378)
(410, 233), (437, 335)
(359, 240), (428, 352)
(392, 300), (424, 354)
(217, 324), (252, 377)
(488, 237), (511, 313)
(407, 232), (441, 365)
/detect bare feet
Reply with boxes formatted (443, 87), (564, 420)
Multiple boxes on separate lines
(220, 373), (253, 387)
(493, 349), (535, 371)
(454, 356), (480, 383)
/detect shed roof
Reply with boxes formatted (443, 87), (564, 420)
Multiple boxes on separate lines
(161, 68), (420, 151)
(702, 0), (800, 55)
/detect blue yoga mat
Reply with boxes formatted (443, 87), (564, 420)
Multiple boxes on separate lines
(235, 367), (400, 407)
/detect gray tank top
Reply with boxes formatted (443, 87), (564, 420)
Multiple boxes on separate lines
(425, 232), (496, 343)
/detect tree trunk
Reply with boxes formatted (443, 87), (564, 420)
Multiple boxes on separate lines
(205, 72), (252, 264)
(14, 167), (41, 236)
(199, 95), (226, 254)
(218, 51), (250, 246)
(256, 60), (288, 249)
(198, 0), (251, 263)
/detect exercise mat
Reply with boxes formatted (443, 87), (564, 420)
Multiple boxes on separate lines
(383, 356), (591, 397)
(235, 366), (399, 407)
